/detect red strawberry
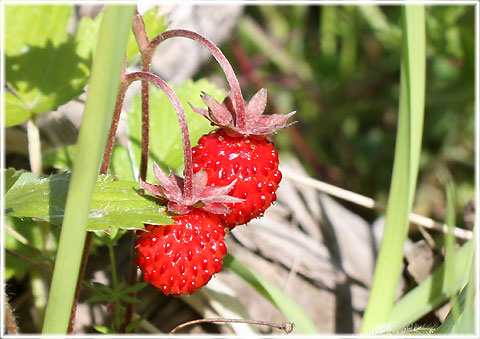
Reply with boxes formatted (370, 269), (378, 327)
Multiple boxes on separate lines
(190, 88), (294, 228)
(192, 129), (281, 227)
(136, 211), (227, 296)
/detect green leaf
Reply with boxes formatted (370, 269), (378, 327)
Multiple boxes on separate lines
(4, 216), (45, 280)
(126, 7), (168, 62)
(43, 145), (75, 171)
(44, 144), (136, 181)
(119, 295), (140, 304)
(9, 171), (45, 190)
(82, 281), (115, 295)
(4, 92), (31, 127)
(5, 5), (102, 114)
(127, 79), (224, 182)
(224, 254), (319, 334)
(5, 172), (173, 231)
(5, 5), (72, 55)
(93, 325), (115, 334)
(85, 294), (112, 304)
(4, 168), (25, 193)
(125, 317), (143, 333)
(110, 145), (136, 181)
(120, 281), (149, 295)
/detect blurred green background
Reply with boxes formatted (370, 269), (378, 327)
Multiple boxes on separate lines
(203, 5), (475, 225)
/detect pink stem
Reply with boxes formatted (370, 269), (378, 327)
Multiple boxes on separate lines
(149, 29), (246, 130)
(133, 12), (151, 181)
(125, 72), (194, 199)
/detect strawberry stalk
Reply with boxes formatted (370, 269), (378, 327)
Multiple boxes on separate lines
(125, 71), (194, 198)
(123, 14), (149, 331)
(132, 13), (152, 182)
(147, 29), (247, 130)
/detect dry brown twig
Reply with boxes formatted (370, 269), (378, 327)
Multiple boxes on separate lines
(169, 318), (294, 334)
(282, 171), (473, 241)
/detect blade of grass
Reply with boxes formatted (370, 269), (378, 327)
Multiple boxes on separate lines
(436, 261), (476, 334)
(361, 6), (425, 333)
(358, 5), (401, 48)
(388, 238), (474, 331)
(41, 6), (135, 334)
(223, 254), (319, 334)
(444, 179), (459, 322)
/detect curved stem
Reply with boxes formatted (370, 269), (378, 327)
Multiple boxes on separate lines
(125, 72), (194, 199)
(100, 69), (128, 174)
(169, 318), (294, 334)
(149, 29), (246, 129)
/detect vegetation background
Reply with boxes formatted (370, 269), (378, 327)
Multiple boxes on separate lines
(3, 3), (476, 335)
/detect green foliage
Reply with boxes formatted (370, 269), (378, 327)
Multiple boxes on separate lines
(388, 239), (474, 330)
(4, 168), (25, 193)
(224, 254), (319, 334)
(127, 79), (225, 181)
(237, 5), (474, 216)
(4, 92), (31, 127)
(83, 280), (147, 305)
(4, 216), (56, 280)
(43, 144), (136, 181)
(5, 5), (101, 125)
(5, 172), (172, 231)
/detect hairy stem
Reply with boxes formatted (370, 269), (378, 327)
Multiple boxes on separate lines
(101, 67), (128, 174)
(139, 55), (151, 182)
(123, 15), (149, 331)
(125, 71), (194, 199)
(149, 29), (246, 129)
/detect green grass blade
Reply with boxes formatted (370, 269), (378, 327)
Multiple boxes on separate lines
(388, 238), (474, 331)
(361, 6), (426, 333)
(223, 254), (319, 334)
(41, 6), (135, 334)
(444, 180), (459, 321)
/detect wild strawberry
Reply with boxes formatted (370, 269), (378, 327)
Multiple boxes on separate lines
(136, 162), (238, 295)
(192, 129), (281, 227)
(136, 211), (227, 296)
(131, 74), (241, 296)
(190, 89), (295, 228)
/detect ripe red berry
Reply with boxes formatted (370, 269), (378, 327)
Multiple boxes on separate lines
(192, 129), (281, 228)
(136, 211), (227, 296)
(190, 89), (294, 228)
